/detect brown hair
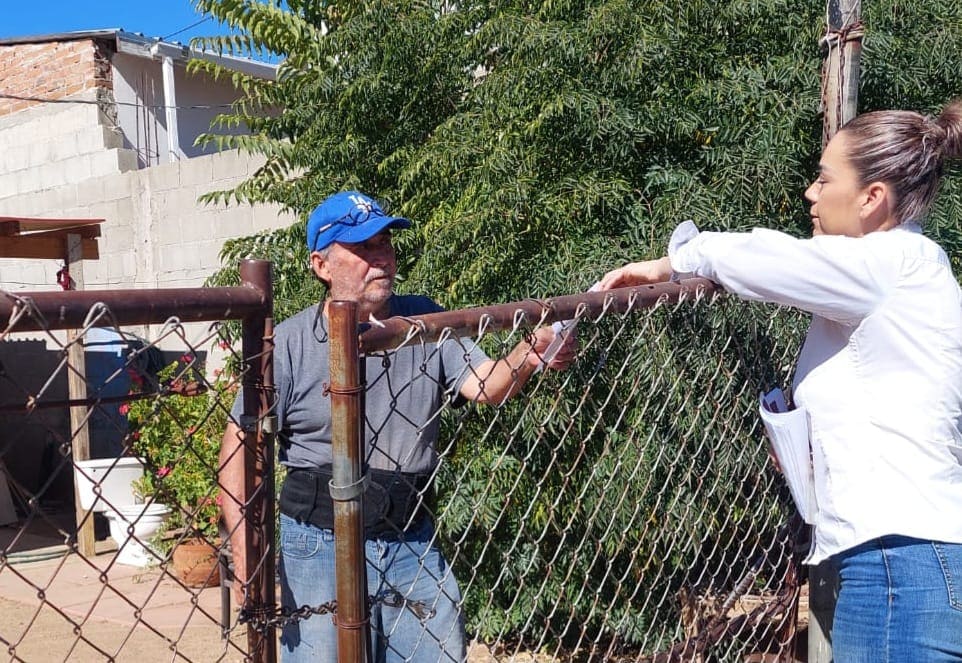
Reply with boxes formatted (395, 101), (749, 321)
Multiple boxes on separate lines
(839, 99), (962, 224)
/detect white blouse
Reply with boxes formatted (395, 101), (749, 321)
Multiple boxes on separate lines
(670, 221), (962, 564)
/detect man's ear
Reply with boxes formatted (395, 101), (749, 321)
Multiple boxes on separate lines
(310, 251), (330, 283)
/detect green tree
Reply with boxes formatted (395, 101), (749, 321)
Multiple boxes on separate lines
(194, 0), (962, 652)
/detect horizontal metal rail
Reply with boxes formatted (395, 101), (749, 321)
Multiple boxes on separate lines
(0, 264), (270, 333)
(359, 278), (720, 353)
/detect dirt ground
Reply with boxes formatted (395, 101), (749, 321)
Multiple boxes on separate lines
(0, 596), (247, 662)
(0, 593), (524, 662)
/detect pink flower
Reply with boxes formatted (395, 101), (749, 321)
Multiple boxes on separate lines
(156, 466), (171, 478)
(218, 340), (231, 350)
(118, 403), (130, 415)
(186, 426), (196, 436)
(181, 354), (194, 364)
(213, 368), (223, 378)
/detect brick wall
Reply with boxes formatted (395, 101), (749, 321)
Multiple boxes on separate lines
(0, 38), (113, 118)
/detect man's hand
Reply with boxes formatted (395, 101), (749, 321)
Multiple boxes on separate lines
(598, 256), (673, 291)
(526, 325), (578, 371)
(460, 322), (579, 404)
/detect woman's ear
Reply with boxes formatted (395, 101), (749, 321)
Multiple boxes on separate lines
(859, 181), (895, 230)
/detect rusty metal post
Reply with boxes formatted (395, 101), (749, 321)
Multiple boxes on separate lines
(328, 301), (369, 663)
(239, 259), (276, 663)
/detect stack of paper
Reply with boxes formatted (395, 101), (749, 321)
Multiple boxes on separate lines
(758, 388), (816, 524)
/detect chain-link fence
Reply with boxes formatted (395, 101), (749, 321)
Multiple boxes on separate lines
(238, 279), (810, 663)
(0, 261), (275, 662)
(1, 273), (810, 663)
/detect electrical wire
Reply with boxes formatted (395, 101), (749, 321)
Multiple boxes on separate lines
(0, 92), (238, 111)
(162, 16), (213, 41)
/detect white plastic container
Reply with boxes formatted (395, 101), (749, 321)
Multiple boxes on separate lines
(73, 457), (146, 513)
(105, 502), (170, 567)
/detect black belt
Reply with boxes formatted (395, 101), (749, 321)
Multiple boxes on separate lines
(279, 465), (431, 538)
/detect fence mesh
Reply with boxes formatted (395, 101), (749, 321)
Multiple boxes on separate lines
(435, 295), (809, 661)
(268, 288), (811, 663)
(0, 289), (265, 662)
(0, 282), (811, 662)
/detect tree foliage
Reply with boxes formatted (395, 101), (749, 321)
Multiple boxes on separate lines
(194, 0), (962, 651)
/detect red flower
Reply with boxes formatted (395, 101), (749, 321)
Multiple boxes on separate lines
(156, 466), (171, 478)
(181, 354), (194, 364)
(118, 403), (130, 415)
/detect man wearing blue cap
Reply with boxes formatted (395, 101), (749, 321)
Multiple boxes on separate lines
(221, 191), (575, 662)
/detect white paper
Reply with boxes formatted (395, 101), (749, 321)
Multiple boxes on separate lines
(758, 388), (816, 523)
(539, 282), (602, 368)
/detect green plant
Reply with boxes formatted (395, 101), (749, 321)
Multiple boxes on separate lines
(125, 353), (238, 549)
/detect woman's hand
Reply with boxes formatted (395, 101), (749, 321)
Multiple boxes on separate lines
(598, 256), (673, 290)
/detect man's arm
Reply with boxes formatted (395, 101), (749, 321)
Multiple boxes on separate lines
(458, 326), (576, 404)
(219, 421), (248, 604)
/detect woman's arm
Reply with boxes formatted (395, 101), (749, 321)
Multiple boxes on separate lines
(601, 225), (897, 324)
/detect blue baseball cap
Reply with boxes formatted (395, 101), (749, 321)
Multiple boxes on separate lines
(306, 191), (411, 252)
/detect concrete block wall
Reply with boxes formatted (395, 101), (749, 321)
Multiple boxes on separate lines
(0, 91), (136, 198)
(0, 146), (294, 360)
(1, 36), (295, 352)
(0, 149), (294, 291)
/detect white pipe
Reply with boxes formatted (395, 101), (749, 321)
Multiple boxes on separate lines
(159, 54), (182, 162)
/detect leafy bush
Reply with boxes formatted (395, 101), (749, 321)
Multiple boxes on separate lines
(126, 354), (237, 548)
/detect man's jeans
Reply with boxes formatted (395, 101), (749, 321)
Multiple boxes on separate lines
(832, 535), (962, 662)
(278, 513), (466, 663)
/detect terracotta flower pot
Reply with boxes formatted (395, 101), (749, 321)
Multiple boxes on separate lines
(172, 538), (221, 588)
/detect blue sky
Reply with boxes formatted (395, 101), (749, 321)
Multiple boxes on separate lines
(0, 1), (230, 45)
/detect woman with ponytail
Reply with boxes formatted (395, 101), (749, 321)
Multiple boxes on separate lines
(601, 101), (962, 661)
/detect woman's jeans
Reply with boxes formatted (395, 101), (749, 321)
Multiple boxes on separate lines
(831, 535), (962, 662)
(278, 513), (465, 663)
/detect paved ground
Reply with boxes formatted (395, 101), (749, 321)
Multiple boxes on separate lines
(0, 522), (505, 662)
(0, 512), (247, 663)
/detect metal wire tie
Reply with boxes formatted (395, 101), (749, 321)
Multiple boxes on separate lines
(328, 474), (370, 502)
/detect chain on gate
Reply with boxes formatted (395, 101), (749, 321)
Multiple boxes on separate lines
(238, 590), (437, 636)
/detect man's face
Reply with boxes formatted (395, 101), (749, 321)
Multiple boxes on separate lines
(312, 231), (397, 313)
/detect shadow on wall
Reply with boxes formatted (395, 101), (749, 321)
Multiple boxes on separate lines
(0, 333), (195, 516)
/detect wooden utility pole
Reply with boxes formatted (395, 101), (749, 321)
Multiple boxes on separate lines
(820, 0), (863, 145)
(66, 233), (96, 557)
(811, 2), (862, 661)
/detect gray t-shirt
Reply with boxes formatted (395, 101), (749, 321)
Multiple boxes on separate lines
(233, 295), (489, 474)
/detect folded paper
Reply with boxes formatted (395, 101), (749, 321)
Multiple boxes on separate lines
(759, 388), (816, 523)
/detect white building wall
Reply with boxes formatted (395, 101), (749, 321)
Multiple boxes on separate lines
(0, 149), (293, 292)
(111, 52), (254, 168)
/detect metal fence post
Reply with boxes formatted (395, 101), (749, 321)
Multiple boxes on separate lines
(328, 300), (369, 663)
(808, 560), (838, 663)
(240, 259), (276, 663)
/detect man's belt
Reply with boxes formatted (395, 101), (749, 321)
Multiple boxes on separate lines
(279, 465), (431, 538)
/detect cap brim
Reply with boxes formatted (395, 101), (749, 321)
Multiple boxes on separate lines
(332, 215), (411, 245)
